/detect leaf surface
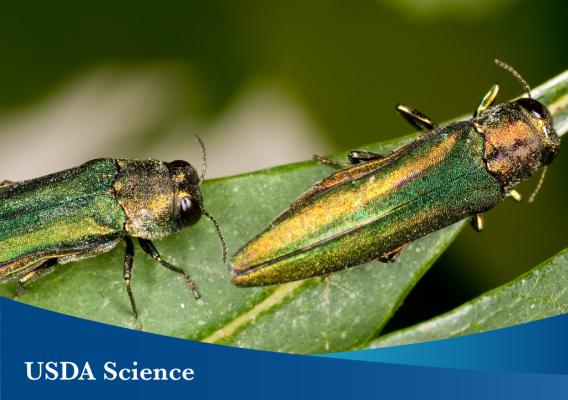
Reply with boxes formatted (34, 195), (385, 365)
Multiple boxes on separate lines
(368, 249), (568, 348)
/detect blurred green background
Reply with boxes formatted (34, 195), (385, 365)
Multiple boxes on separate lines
(0, 0), (566, 332)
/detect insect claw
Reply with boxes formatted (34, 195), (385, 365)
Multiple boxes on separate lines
(187, 280), (201, 299)
(133, 318), (143, 331)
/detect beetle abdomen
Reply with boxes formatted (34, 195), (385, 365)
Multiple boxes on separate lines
(0, 194), (125, 280)
(0, 159), (125, 280)
(0, 158), (118, 219)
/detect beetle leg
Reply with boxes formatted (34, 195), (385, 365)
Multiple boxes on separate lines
(122, 237), (142, 330)
(474, 84), (500, 117)
(348, 150), (385, 164)
(313, 155), (351, 168)
(506, 189), (522, 203)
(138, 238), (200, 299)
(470, 213), (484, 232)
(315, 150), (386, 168)
(15, 259), (58, 298)
(396, 104), (436, 131)
(0, 179), (13, 189)
(378, 243), (407, 263)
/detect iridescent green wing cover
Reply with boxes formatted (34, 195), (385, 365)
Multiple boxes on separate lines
(232, 122), (504, 286)
(0, 159), (126, 280)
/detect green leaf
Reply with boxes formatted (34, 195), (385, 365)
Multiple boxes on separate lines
(367, 248), (568, 348)
(1, 69), (567, 354)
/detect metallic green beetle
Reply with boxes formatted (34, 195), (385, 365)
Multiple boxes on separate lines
(230, 60), (560, 287)
(0, 143), (226, 328)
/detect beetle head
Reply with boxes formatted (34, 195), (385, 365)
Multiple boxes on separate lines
(166, 160), (203, 227)
(514, 97), (559, 167)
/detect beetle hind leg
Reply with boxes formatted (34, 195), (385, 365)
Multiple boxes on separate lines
(15, 259), (58, 298)
(122, 237), (142, 330)
(138, 238), (200, 299)
(396, 104), (436, 131)
(378, 243), (408, 263)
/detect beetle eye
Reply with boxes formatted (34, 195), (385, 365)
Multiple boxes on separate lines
(542, 147), (559, 165)
(530, 109), (544, 119)
(517, 98), (549, 120)
(180, 196), (202, 226)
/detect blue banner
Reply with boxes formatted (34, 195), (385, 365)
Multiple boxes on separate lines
(1, 297), (567, 399)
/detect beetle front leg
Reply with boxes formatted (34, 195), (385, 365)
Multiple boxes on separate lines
(123, 237), (141, 330)
(396, 104), (436, 131)
(0, 179), (13, 189)
(474, 84), (499, 117)
(138, 238), (200, 299)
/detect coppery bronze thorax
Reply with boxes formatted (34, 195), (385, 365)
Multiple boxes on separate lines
(473, 99), (559, 191)
(112, 159), (179, 239)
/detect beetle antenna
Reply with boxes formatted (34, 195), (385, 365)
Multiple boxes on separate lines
(528, 166), (548, 203)
(195, 135), (207, 182)
(203, 209), (227, 263)
(494, 59), (532, 99)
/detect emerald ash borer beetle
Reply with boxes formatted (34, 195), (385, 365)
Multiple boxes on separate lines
(230, 60), (560, 287)
(0, 137), (226, 328)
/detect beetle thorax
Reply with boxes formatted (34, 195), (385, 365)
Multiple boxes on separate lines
(113, 159), (180, 239)
(473, 103), (548, 191)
